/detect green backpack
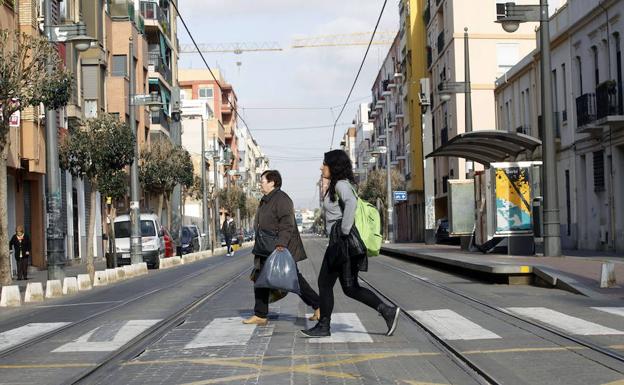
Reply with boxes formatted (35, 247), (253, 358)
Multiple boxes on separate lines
(341, 186), (383, 257)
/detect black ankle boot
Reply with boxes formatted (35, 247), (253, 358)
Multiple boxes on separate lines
(300, 317), (331, 338)
(378, 303), (400, 336)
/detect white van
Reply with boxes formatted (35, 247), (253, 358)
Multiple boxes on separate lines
(113, 213), (164, 269)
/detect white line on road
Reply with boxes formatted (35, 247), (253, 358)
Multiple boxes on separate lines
(185, 317), (257, 349)
(0, 323), (71, 351)
(409, 309), (501, 340)
(506, 307), (624, 335)
(305, 313), (373, 343)
(592, 307), (624, 318)
(53, 319), (160, 352)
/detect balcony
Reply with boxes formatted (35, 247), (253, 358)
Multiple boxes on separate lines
(426, 46), (433, 68)
(151, 109), (170, 132)
(595, 80), (624, 128)
(436, 31), (445, 56)
(575, 92), (601, 134)
(109, 0), (145, 33)
(424, 2), (431, 25)
(140, 0), (171, 38)
(388, 112), (397, 128)
(382, 80), (392, 97)
(396, 105), (404, 118)
(147, 52), (172, 85)
(388, 78), (397, 90)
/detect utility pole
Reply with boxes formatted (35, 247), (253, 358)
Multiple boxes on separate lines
(385, 109), (394, 243)
(170, 90), (182, 245)
(213, 135), (221, 248)
(200, 117), (209, 248)
(44, 0), (65, 280)
(128, 37), (143, 264)
(464, 27), (472, 133)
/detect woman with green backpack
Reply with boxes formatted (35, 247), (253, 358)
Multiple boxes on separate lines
(300, 149), (400, 338)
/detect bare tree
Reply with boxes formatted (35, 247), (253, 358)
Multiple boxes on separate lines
(0, 30), (72, 284)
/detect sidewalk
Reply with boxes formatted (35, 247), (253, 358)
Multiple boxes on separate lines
(11, 258), (108, 293)
(382, 243), (624, 300)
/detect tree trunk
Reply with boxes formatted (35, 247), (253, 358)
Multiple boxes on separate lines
(166, 192), (172, 231)
(86, 189), (97, 280)
(0, 147), (11, 285)
(157, 194), (164, 224)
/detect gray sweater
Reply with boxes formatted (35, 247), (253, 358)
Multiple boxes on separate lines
(324, 180), (357, 235)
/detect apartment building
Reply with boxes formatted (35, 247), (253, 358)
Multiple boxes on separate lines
(340, 126), (356, 170)
(353, 103), (374, 183)
(426, 0), (538, 221)
(495, 0), (624, 252)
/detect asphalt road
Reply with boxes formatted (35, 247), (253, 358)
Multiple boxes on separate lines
(0, 237), (623, 385)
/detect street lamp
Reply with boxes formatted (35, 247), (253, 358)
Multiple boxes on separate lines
(437, 28), (472, 133)
(496, 1), (561, 257)
(44, 1), (96, 280)
(128, 37), (163, 264)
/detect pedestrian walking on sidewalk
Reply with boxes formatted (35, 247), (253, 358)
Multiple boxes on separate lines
(221, 213), (236, 256)
(300, 150), (400, 338)
(9, 225), (30, 281)
(244, 170), (321, 326)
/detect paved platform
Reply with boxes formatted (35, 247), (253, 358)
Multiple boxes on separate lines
(381, 243), (624, 299)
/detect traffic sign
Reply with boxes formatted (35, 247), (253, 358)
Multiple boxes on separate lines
(393, 191), (407, 201)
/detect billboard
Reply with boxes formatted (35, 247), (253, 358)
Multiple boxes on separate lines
(448, 179), (475, 236)
(492, 162), (533, 235)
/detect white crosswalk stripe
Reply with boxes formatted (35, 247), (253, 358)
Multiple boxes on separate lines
(185, 317), (257, 348)
(408, 309), (501, 340)
(592, 307), (624, 318)
(506, 307), (624, 335)
(305, 313), (373, 343)
(0, 323), (71, 351)
(53, 320), (160, 352)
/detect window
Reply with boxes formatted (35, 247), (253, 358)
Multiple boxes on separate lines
(561, 63), (568, 121)
(592, 46), (599, 86)
(496, 43), (519, 75)
(180, 89), (187, 100)
(593, 150), (605, 192)
(576, 56), (583, 95)
(112, 55), (127, 77)
(199, 87), (213, 99)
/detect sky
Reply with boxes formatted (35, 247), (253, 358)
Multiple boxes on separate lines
(177, 1), (400, 209)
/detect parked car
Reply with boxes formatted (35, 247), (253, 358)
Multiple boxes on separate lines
(435, 218), (461, 245)
(114, 213), (164, 269)
(161, 226), (174, 258)
(185, 224), (205, 251)
(179, 226), (199, 255)
(243, 229), (254, 241)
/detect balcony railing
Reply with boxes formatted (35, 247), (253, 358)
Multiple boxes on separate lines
(140, 1), (171, 38)
(424, 2), (431, 24)
(576, 92), (597, 128)
(426, 46), (433, 68)
(148, 52), (172, 85)
(596, 80), (619, 120)
(151, 109), (170, 131)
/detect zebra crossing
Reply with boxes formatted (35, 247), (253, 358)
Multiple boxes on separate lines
(0, 307), (622, 353)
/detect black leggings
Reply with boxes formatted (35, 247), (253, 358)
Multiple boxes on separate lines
(317, 246), (382, 320)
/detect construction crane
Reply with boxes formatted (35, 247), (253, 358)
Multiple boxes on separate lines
(179, 42), (283, 54)
(178, 31), (397, 54)
(291, 31), (396, 48)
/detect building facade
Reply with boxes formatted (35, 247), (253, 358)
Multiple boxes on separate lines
(495, 0), (624, 252)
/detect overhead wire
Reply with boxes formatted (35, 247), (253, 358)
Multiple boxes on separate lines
(329, 0), (388, 149)
(169, 1), (253, 135)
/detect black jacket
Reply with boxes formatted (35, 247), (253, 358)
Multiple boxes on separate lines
(254, 188), (306, 263)
(10, 234), (31, 259)
(327, 219), (367, 287)
(221, 220), (236, 238)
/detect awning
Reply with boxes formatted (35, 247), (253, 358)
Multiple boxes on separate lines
(426, 130), (541, 167)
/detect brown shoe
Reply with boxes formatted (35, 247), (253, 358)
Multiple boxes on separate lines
(308, 308), (320, 321)
(242, 315), (268, 326)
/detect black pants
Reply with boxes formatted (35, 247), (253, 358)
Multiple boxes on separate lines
(254, 269), (320, 318)
(17, 257), (28, 280)
(225, 238), (232, 254)
(317, 247), (382, 320)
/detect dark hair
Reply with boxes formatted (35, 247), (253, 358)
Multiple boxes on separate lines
(261, 169), (282, 188)
(224, 212), (230, 218)
(323, 150), (355, 202)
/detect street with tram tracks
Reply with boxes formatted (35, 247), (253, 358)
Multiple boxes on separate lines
(0, 237), (623, 385)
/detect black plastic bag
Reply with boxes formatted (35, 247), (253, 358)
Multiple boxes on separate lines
(254, 248), (300, 295)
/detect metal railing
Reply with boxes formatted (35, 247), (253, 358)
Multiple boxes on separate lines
(140, 1), (171, 38)
(596, 80), (619, 120)
(151, 109), (170, 131)
(147, 52), (172, 85)
(437, 31), (445, 56)
(576, 92), (596, 128)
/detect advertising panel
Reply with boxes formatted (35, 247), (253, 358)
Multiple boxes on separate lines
(448, 179), (475, 236)
(491, 162), (534, 235)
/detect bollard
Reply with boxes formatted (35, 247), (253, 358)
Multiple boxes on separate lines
(600, 262), (616, 288)
(93, 271), (108, 286)
(45, 280), (63, 298)
(0, 285), (22, 307)
(115, 267), (126, 281)
(77, 274), (92, 291)
(123, 265), (135, 278)
(105, 269), (118, 283)
(24, 282), (45, 303)
(62, 277), (79, 295)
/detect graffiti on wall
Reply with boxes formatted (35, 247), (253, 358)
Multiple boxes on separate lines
(495, 166), (532, 233)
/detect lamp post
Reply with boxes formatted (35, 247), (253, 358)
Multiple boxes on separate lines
(128, 37), (163, 264)
(496, 0), (561, 257)
(212, 135), (221, 250)
(44, 0), (95, 280)
(438, 28), (472, 133)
